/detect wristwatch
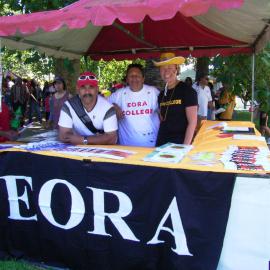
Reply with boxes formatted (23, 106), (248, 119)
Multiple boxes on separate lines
(83, 136), (88, 145)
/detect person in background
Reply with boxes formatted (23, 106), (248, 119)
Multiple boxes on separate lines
(185, 77), (193, 88)
(6, 75), (14, 89)
(259, 110), (270, 143)
(44, 92), (52, 122)
(109, 63), (160, 147)
(217, 83), (236, 121)
(207, 81), (215, 120)
(0, 101), (18, 142)
(154, 52), (198, 146)
(2, 78), (9, 105)
(22, 78), (30, 121)
(58, 71), (118, 145)
(48, 76), (72, 129)
(4, 76), (13, 109)
(249, 101), (270, 141)
(192, 74), (213, 126)
(10, 77), (28, 120)
(43, 81), (50, 96)
(42, 81), (50, 111)
(27, 79), (42, 124)
(48, 82), (56, 94)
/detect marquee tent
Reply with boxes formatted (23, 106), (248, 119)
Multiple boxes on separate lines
(0, 0), (269, 60)
(0, 0), (269, 119)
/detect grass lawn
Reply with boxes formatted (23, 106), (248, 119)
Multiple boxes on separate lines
(233, 110), (260, 130)
(233, 110), (252, 121)
(0, 260), (47, 270)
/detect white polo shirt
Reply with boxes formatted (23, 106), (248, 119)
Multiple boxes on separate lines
(192, 83), (212, 117)
(58, 95), (118, 136)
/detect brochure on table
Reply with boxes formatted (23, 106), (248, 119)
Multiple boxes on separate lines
(232, 134), (266, 142)
(143, 143), (193, 164)
(221, 126), (255, 135)
(0, 144), (16, 150)
(221, 145), (270, 171)
(13, 141), (135, 160)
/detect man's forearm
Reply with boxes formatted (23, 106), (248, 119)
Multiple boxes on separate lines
(59, 132), (117, 145)
(86, 132), (117, 145)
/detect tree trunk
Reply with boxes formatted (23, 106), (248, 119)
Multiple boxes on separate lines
(144, 59), (165, 91)
(195, 57), (209, 81)
(54, 58), (80, 94)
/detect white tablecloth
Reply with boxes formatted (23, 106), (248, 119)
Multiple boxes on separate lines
(218, 176), (270, 270)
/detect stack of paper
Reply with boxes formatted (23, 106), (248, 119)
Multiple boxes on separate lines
(233, 135), (266, 141)
(220, 145), (270, 171)
(143, 143), (193, 164)
(221, 126), (255, 135)
(207, 122), (227, 130)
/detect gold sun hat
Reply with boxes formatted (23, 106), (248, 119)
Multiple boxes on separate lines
(153, 52), (185, 67)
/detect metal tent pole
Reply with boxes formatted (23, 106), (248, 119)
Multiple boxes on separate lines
(251, 52), (255, 122)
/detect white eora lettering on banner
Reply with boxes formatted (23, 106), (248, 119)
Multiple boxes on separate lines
(0, 175), (193, 256)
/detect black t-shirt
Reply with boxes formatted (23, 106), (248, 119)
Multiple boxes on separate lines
(156, 81), (197, 146)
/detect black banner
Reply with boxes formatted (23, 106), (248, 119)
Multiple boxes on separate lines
(0, 152), (235, 270)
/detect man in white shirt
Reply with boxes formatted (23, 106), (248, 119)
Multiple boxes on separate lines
(109, 64), (160, 147)
(192, 75), (213, 121)
(58, 71), (118, 145)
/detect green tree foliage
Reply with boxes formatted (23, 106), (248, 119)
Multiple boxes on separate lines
(0, 0), (76, 14)
(2, 47), (54, 81)
(81, 57), (145, 89)
(253, 45), (270, 113)
(0, 0), (77, 82)
(0, 3), (18, 15)
(210, 43), (270, 112)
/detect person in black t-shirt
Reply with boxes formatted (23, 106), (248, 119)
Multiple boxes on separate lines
(153, 52), (198, 146)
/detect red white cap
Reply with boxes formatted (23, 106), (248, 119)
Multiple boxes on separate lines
(77, 71), (98, 88)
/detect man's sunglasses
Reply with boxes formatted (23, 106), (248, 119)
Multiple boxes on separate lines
(78, 75), (97, 81)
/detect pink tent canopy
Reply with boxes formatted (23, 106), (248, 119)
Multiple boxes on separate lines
(0, 0), (244, 33)
(1, 0), (269, 60)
